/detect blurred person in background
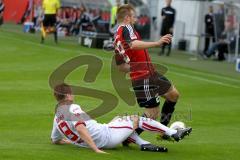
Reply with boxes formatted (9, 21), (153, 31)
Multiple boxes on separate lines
(79, 7), (96, 32)
(20, 0), (34, 24)
(203, 6), (215, 55)
(41, 0), (60, 44)
(203, 32), (228, 61)
(203, 5), (238, 61)
(58, 7), (72, 36)
(70, 7), (83, 36)
(69, 7), (80, 36)
(224, 7), (237, 53)
(214, 4), (225, 40)
(159, 0), (176, 56)
(111, 0), (122, 28)
(0, 0), (4, 26)
(225, 7), (237, 33)
(33, 3), (43, 31)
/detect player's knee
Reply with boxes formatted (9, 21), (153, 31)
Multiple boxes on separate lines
(172, 89), (180, 101)
(167, 88), (180, 102)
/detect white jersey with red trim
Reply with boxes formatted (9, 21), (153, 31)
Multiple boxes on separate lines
(50, 104), (177, 149)
(51, 104), (110, 148)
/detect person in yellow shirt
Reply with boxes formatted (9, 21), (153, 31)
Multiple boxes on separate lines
(111, 0), (121, 27)
(41, 0), (60, 43)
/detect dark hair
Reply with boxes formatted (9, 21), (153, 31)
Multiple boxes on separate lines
(53, 83), (72, 101)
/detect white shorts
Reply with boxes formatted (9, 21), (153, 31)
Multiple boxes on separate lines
(104, 116), (134, 148)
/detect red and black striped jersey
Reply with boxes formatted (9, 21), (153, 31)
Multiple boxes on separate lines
(114, 24), (155, 81)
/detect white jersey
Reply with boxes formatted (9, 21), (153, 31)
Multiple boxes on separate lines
(51, 104), (110, 148)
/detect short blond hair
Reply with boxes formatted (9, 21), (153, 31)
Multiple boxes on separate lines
(116, 4), (135, 22)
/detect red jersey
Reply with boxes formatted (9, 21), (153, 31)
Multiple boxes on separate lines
(114, 24), (155, 81)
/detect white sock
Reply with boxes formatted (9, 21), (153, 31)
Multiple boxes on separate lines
(138, 117), (177, 136)
(127, 132), (150, 146)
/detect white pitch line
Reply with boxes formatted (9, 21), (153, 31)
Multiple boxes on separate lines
(0, 33), (239, 89)
(170, 68), (240, 83)
(0, 34), (80, 54)
(170, 72), (240, 89)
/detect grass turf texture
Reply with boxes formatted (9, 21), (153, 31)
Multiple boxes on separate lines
(0, 24), (240, 160)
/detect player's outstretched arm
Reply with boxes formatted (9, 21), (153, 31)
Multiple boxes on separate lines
(130, 34), (172, 50)
(76, 124), (108, 154)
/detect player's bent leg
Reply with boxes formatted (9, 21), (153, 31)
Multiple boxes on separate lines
(105, 116), (135, 148)
(132, 76), (161, 136)
(162, 85), (180, 102)
(134, 107), (160, 136)
(160, 85), (180, 126)
(133, 107), (159, 131)
(126, 132), (150, 145)
(117, 116), (169, 152)
(138, 116), (176, 135)
(122, 115), (141, 146)
(138, 117), (192, 142)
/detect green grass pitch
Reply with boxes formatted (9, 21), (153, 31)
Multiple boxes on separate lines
(0, 24), (240, 160)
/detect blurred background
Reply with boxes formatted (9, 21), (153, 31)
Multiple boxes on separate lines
(1, 0), (240, 65)
(0, 1), (240, 159)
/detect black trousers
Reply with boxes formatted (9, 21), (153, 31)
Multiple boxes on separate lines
(160, 26), (173, 55)
(204, 30), (215, 53)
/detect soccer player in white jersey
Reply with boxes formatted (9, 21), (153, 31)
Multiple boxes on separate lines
(51, 83), (192, 153)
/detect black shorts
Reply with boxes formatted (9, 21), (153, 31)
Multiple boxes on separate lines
(43, 14), (56, 27)
(132, 72), (172, 108)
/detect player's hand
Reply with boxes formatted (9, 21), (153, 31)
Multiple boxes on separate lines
(158, 34), (172, 46)
(95, 149), (109, 154)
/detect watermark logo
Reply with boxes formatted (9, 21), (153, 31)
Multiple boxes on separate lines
(49, 54), (191, 121)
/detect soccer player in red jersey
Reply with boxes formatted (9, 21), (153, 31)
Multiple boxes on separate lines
(114, 4), (180, 139)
